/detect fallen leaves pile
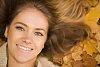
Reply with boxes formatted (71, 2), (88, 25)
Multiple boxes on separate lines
(52, 38), (100, 67)
(52, 1), (100, 67)
(62, 38), (99, 67)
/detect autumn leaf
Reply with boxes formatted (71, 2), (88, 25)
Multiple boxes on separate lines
(82, 52), (97, 67)
(95, 55), (100, 64)
(84, 3), (100, 56)
(72, 60), (83, 67)
(83, 0), (99, 8)
(84, 6), (100, 26)
(97, 42), (100, 52)
(62, 55), (72, 67)
(83, 39), (98, 56)
(71, 45), (83, 61)
(63, 55), (72, 64)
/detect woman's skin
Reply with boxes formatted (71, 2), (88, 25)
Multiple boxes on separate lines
(4, 7), (49, 67)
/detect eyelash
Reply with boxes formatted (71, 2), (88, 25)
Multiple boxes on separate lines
(34, 32), (44, 36)
(16, 26), (24, 31)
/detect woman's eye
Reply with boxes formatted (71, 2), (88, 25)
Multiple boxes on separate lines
(34, 32), (43, 36)
(16, 26), (24, 31)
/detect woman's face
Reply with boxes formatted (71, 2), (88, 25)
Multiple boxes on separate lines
(5, 8), (48, 63)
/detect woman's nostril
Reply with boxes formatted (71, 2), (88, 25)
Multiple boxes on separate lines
(22, 39), (32, 44)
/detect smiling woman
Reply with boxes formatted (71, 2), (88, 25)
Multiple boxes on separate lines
(0, 0), (57, 67)
(5, 7), (49, 64)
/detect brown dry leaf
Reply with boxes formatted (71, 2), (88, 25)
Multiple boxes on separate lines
(71, 45), (83, 61)
(95, 55), (100, 64)
(62, 44), (83, 67)
(52, 55), (64, 66)
(83, 39), (97, 56)
(71, 52), (82, 61)
(82, 52), (97, 67)
(72, 60), (84, 67)
(62, 55), (72, 67)
(63, 55), (72, 64)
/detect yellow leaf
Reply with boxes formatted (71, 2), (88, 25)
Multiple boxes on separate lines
(84, 4), (100, 55)
(84, 6), (100, 26)
(83, 39), (97, 56)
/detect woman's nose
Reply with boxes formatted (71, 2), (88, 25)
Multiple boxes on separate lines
(22, 38), (32, 44)
(22, 33), (33, 44)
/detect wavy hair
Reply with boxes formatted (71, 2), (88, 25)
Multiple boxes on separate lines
(45, 0), (89, 23)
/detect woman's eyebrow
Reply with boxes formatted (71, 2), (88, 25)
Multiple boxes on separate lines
(14, 22), (27, 27)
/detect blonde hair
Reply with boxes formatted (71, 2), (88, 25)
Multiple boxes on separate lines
(45, 0), (88, 23)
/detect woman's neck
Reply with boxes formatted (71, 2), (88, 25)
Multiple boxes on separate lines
(7, 55), (37, 67)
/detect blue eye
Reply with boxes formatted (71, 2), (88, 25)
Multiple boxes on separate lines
(16, 26), (24, 31)
(34, 32), (43, 36)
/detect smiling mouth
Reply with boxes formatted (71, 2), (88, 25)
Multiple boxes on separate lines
(16, 44), (33, 51)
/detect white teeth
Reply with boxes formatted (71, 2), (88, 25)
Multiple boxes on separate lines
(18, 45), (32, 51)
